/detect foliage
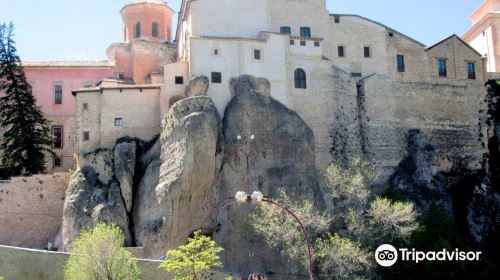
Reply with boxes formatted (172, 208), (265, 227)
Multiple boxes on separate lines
(314, 233), (373, 280)
(0, 22), (54, 176)
(325, 158), (375, 225)
(249, 158), (419, 279)
(159, 230), (224, 280)
(348, 197), (419, 248)
(64, 223), (140, 280)
(384, 204), (495, 280)
(249, 192), (330, 269)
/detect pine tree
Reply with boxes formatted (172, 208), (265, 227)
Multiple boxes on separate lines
(0, 23), (54, 176)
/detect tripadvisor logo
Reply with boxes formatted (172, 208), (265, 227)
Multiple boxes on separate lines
(375, 244), (482, 267)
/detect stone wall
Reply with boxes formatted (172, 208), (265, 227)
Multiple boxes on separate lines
(362, 75), (487, 181)
(0, 245), (232, 280)
(0, 173), (69, 249)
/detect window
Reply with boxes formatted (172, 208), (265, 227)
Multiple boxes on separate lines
(338, 46), (345, 57)
(294, 68), (307, 89)
(334, 16), (340, 23)
(83, 131), (90, 141)
(364, 46), (371, 58)
(280, 26), (291, 34)
(438, 59), (447, 77)
(213, 48), (219, 56)
(254, 49), (261, 60)
(300, 27), (311, 38)
(211, 72), (222, 84)
(300, 41), (306, 46)
(175, 76), (184, 84)
(290, 40), (295, 45)
(52, 126), (63, 149)
(397, 55), (405, 72)
(152, 22), (159, 38)
(54, 83), (63, 104)
(54, 156), (61, 167)
(314, 41), (320, 47)
(351, 73), (362, 78)
(467, 62), (476, 79)
(114, 118), (123, 127)
(134, 22), (141, 38)
(83, 103), (88, 110)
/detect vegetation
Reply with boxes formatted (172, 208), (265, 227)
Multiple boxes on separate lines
(0, 22), (54, 177)
(64, 223), (140, 280)
(249, 158), (418, 279)
(159, 230), (224, 280)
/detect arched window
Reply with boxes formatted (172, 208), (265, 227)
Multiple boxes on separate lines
(134, 22), (141, 38)
(152, 22), (159, 38)
(294, 68), (307, 89)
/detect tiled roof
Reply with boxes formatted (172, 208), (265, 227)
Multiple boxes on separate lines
(22, 61), (113, 68)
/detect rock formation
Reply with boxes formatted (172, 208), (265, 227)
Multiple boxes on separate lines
(213, 75), (323, 274)
(61, 166), (131, 251)
(59, 75), (500, 278)
(114, 142), (136, 213)
(133, 96), (222, 257)
(186, 75), (210, 96)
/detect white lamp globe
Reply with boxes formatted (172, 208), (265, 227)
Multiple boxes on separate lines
(251, 191), (264, 202)
(235, 191), (248, 203)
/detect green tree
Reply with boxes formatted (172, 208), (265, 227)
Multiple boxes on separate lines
(64, 223), (140, 280)
(159, 230), (224, 280)
(248, 159), (419, 279)
(0, 22), (53, 176)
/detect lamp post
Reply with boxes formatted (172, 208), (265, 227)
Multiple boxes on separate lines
(235, 191), (314, 280)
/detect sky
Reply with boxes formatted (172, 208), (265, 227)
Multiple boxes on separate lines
(0, 0), (485, 61)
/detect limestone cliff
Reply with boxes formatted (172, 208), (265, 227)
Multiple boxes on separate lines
(133, 96), (223, 257)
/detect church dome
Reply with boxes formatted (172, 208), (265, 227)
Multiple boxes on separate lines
(121, 0), (174, 43)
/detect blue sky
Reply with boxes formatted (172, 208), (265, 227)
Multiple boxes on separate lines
(0, 0), (484, 61)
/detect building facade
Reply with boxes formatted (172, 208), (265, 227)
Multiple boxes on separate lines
(463, 0), (500, 73)
(13, 0), (492, 177)
(166, 0), (487, 175)
(23, 62), (114, 171)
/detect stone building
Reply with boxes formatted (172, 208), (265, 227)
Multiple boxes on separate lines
(14, 0), (491, 177)
(463, 0), (500, 73)
(164, 0), (488, 178)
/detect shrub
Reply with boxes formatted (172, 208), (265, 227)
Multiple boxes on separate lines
(64, 223), (140, 280)
(159, 230), (224, 280)
(314, 233), (373, 280)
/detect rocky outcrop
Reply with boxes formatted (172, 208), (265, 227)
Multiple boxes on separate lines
(114, 142), (136, 213)
(186, 75), (209, 97)
(391, 130), (452, 214)
(213, 75), (323, 274)
(133, 96), (223, 257)
(61, 166), (131, 251)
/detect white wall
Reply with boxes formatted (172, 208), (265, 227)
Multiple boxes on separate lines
(190, 0), (269, 38)
(189, 33), (288, 114)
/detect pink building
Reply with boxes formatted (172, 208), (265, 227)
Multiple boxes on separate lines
(463, 0), (500, 72)
(23, 62), (114, 171)
(19, 0), (175, 172)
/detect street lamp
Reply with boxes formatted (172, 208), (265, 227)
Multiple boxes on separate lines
(234, 191), (314, 280)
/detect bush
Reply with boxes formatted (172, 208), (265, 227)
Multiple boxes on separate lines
(64, 223), (140, 280)
(314, 234), (373, 280)
(159, 230), (224, 280)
